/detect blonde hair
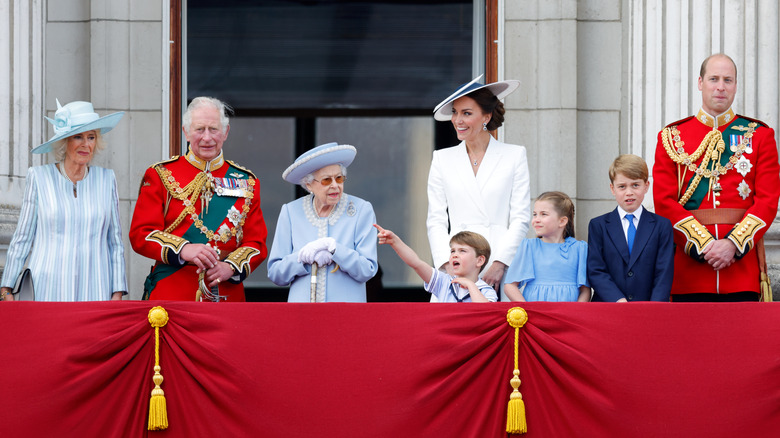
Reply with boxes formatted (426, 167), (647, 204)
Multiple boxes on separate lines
(609, 154), (648, 183)
(52, 131), (106, 162)
(450, 231), (491, 264)
(536, 191), (576, 239)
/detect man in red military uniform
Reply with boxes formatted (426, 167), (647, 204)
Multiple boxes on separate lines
(653, 54), (780, 301)
(130, 97), (267, 301)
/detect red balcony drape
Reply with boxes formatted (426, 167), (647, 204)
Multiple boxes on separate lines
(2, 301), (779, 437)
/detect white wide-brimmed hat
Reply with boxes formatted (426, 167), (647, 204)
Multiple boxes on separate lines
(31, 100), (124, 154)
(432, 75), (520, 121)
(282, 142), (357, 184)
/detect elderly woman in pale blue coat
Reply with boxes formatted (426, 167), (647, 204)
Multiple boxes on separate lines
(267, 142), (378, 302)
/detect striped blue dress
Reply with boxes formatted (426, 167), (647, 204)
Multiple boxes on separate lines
(1, 164), (127, 301)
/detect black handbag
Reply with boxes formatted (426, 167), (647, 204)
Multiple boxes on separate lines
(12, 268), (35, 301)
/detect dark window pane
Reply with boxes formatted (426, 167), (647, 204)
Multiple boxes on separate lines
(188, 0), (473, 110)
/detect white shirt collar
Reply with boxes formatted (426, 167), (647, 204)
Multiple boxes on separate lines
(617, 205), (644, 222)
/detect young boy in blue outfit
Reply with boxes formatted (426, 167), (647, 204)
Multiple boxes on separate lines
(587, 154), (675, 302)
(374, 225), (497, 302)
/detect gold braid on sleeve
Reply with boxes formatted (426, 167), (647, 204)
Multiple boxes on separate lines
(727, 214), (765, 254)
(225, 246), (261, 276)
(673, 216), (714, 256)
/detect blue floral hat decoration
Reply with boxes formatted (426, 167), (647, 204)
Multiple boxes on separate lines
(31, 99), (124, 154)
(282, 142), (357, 184)
(432, 74), (520, 121)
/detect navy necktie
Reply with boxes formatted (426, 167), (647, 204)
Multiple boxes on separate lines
(626, 214), (636, 255)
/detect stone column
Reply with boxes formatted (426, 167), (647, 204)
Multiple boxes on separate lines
(503, 0), (579, 234)
(0, 0), (45, 279)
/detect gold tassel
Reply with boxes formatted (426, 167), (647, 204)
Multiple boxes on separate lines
(506, 307), (528, 434)
(760, 273), (773, 302)
(148, 306), (170, 431)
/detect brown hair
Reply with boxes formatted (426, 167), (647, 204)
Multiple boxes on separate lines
(466, 88), (506, 131)
(608, 154), (648, 183)
(699, 53), (737, 82)
(536, 191), (576, 239)
(450, 231), (491, 265)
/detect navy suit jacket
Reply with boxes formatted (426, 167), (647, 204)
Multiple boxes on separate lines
(587, 208), (674, 302)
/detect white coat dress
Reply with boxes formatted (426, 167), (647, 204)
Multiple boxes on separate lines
(426, 136), (531, 301)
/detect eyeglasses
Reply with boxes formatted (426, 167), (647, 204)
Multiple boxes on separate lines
(312, 175), (346, 186)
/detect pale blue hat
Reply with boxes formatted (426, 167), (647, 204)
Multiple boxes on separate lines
(282, 142), (357, 184)
(32, 100), (124, 154)
(432, 75), (520, 121)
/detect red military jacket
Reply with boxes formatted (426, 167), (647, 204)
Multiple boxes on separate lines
(653, 108), (780, 295)
(130, 151), (268, 301)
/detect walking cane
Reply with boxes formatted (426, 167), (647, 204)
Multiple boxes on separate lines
(310, 262), (318, 303)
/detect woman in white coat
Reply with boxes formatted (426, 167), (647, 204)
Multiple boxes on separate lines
(427, 76), (530, 301)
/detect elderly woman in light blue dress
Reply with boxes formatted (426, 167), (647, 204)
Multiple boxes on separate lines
(267, 142), (378, 302)
(0, 100), (127, 301)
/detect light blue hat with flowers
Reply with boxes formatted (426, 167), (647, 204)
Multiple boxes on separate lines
(31, 100), (124, 154)
(282, 142), (357, 184)
(432, 75), (520, 121)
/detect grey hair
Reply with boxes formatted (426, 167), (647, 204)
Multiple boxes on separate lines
(53, 131), (106, 162)
(182, 96), (232, 133)
(300, 164), (347, 192)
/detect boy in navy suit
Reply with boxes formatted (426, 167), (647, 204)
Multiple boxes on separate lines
(587, 154), (674, 302)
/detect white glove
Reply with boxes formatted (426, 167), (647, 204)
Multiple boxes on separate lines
(298, 240), (321, 264)
(313, 249), (334, 267)
(297, 237), (337, 264)
(315, 237), (336, 253)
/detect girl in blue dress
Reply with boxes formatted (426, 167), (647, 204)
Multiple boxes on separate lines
(504, 191), (590, 302)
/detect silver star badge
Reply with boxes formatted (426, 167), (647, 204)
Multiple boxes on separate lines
(737, 180), (751, 200)
(735, 155), (753, 177)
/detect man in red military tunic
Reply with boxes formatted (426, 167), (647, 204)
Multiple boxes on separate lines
(653, 54), (780, 301)
(130, 97), (267, 301)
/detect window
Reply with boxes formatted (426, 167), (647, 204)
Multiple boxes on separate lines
(184, 0), (484, 300)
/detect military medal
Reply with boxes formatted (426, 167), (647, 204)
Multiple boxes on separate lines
(736, 155), (753, 177)
(738, 180), (751, 200)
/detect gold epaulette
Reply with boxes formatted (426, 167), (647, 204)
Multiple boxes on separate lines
(227, 160), (258, 180)
(727, 214), (766, 254)
(737, 115), (768, 128)
(225, 246), (261, 276)
(674, 216), (714, 256)
(150, 156), (180, 169)
(663, 115), (695, 129)
(145, 231), (188, 264)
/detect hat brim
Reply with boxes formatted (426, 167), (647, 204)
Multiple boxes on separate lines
(31, 111), (124, 154)
(282, 143), (357, 184)
(433, 79), (520, 121)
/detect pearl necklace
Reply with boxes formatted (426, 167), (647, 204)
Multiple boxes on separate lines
(58, 162), (88, 198)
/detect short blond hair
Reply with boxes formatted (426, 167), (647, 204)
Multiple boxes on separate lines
(609, 154), (648, 183)
(450, 231), (491, 264)
(52, 131), (106, 162)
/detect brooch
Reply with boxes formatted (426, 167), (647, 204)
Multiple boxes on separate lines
(347, 202), (356, 217)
